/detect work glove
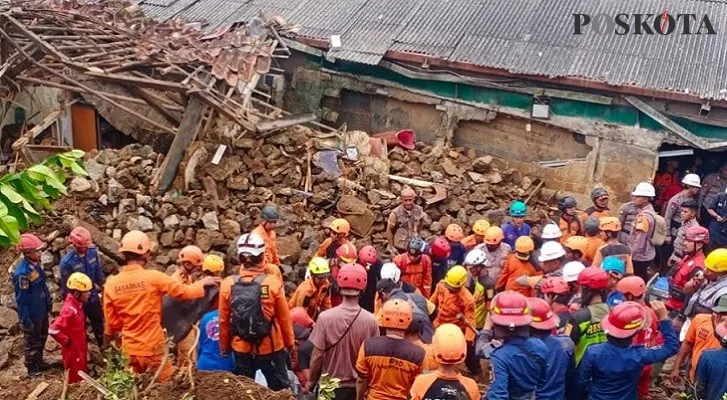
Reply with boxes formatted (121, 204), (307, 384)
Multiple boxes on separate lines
(20, 322), (34, 333)
(475, 329), (501, 359)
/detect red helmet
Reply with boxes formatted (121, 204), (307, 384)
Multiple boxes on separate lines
(69, 226), (92, 248)
(601, 301), (645, 338)
(430, 236), (451, 259)
(540, 277), (570, 295)
(358, 245), (377, 266)
(527, 297), (560, 330)
(337, 263), (367, 291)
(616, 276), (646, 298)
(290, 307), (314, 329)
(336, 242), (358, 263)
(18, 233), (43, 252)
(577, 267), (609, 290)
(490, 291), (532, 328)
(685, 226), (710, 244)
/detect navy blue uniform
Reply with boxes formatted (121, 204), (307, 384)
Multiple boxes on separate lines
(696, 347), (727, 400)
(576, 319), (679, 400)
(60, 246), (106, 345)
(502, 222), (531, 250)
(13, 258), (51, 374)
(536, 334), (575, 400)
(486, 337), (548, 400)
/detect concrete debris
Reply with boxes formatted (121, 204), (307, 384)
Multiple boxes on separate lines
(69, 177), (92, 193)
(0, 307), (19, 329)
(202, 211), (220, 231)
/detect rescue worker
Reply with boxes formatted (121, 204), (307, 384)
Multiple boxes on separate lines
(531, 223), (562, 271)
(525, 241), (566, 294)
(477, 291), (548, 400)
(288, 257), (332, 320)
(60, 226), (105, 346)
(173, 245), (205, 369)
(13, 233), (52, 378)
(666, 226), (708, 315)
(308, 263), (378, 398)
(404, 298), (437, 370)
(355, 299), (425, 400)
(527, 297), (575, 400)
(49, 272), (92, 383)
(357, 245), (382, 313)
(563, 235), (590, 265)
(602, 256), (625, 288)
(628, 182), (658, 282)
(668, 199), (701, 267)
(462, 219), (490, 250)
(496, 236), (536, 296)
(289, 307), (315, 389)
(444, 224), (466, 268)
(585, 187), (610, 219)
(568, 267), (610, 365)
(618, 200), (641, 245)
(583, 216), (605, 264)
(104, 231), (219, 382)
(577, 300), (678, 400)
(316, 218), (353, 259)
(197, 255), (234, 373)
(387, 187), (425, 256)
(502, 200), (531, 249)
(540, 277), (574, 334)
(700, 161), (727, 226)
(556, 196), (584, 243)
(475, 226), (511, 284)
(409, 324), (481, 400)
(430, 266), (481, 379)
(428, 236), (451, 292)
(562, 261), (586, 302)
(253, 205), (281, 267)
(394, 237), (433, 298)
(695, 315), (727, 400)
(683, 248), (727, 318)
(653, 159), (681, 211)
(663, 174), (701, 247)
(218, 232), (294, 391)
(331, 242), (358, 307)
(463, 249), (488, 329)
(707, 187), (727, 248)
(592, 217), (634, 275)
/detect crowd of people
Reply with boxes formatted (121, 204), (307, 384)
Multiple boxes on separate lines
(10, 173), (727, 400)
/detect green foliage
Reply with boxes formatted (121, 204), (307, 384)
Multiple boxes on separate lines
(100, 347), (136, 400)
(317, 374), (340, 400)
(0, 150), (86, 247)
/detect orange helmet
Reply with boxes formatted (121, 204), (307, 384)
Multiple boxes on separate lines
(336, 242), (358, 263)
(527, 297), (560, 331)
(564, 236), (589, 256)
(178, 245), (204, 266)
(329, 218), (351, 234)
(616, 276), (646, 298)
(490, 291), (532, 328)
(515, 236), (535, 254)
(484, 226), (504, 245)
(432, 324), (467, 365)
(472, 219), (491, 236)
(69, 226), (92, 248)
(119, 230), (151, 254)
(377, 299), (413, 330)
(599, 217), (622, 233)
(445, 224), (464, 242)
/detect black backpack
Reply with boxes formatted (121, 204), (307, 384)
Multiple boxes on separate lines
(230, 274), (273, 343)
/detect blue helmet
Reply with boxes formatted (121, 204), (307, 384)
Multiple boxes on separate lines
(509, 200), (527, 217)
(602, 256), (626, 276)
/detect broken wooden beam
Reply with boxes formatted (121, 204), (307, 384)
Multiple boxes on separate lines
(157, 95), (206, 194)
(85, 71), (189, 93)
(126, 86), (182, 125)
(2, 14), (72, 63)
(256, 113), (316, 132)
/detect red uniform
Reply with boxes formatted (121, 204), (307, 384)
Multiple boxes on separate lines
(633, 306), (663, 399)
(49, 294), (88, 383)
(666, 252), (706, 312)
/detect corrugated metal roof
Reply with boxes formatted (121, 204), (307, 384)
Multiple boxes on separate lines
(141, 0), (727, 99)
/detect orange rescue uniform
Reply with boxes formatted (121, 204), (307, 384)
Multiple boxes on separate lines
(315, 237), (353, 259)
(429, 281), (476, 342)
(287, 278), (332, 320)
(411, 339), (438, 371)
(103, 263), (206, 381)
(394, 253), (433, 298)
(355, 336), (425, 400)
(253, 224), (281, 266)
(218, 265), (294, 356)
(584, 236), (606, 264)
(558, 213), (586, 243)
(461, 235), (483, 250)
(410, 370), (481, 400)
(496, 254), (537, 297)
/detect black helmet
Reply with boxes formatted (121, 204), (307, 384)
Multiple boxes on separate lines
(558, 196), (578, 211)
(408, 237), (426, 253)
(584, 216), (600, 236)
(591, 187), (609, 200)
(260, 205), (279, 221)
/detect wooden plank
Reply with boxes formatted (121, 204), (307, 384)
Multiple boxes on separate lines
(14, 76), (167, 107)
(157, 95), (206, 194)
(2, 14), (71, 63)
(85, 71), (189, 93)
(127, 86), (181, 125)
(26, 109), (61, 139)
(25, 382), (49, 400)
(256, 113), (316, 132)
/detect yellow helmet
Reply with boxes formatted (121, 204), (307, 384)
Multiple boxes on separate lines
(67, 272), (92, 292)
(472, 219), (491, 236)
(444, 265), (468, 288)
(706, 248), (727, 273)
(308, 257), (331, 276)
(202, 255), (225, 273)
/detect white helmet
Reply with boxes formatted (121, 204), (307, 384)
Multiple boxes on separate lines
(631, 182), (656, 197)
(541, 224), (562, 240)
(464, 249), (488, 266)
(681, 173), (701, 188)
(236, 232), (266, 257)
(538, 241), (566, 262)
(380, 262), (401, 283)
(562, 261), (586, 282)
